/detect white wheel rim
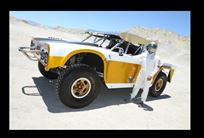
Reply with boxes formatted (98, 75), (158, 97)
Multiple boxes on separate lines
(71, 77), (91, 99)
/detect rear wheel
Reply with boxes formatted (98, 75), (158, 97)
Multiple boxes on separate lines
(38, 62), (58, 80)
(149, 72), (167, 97)
(56, 64), (101, 108)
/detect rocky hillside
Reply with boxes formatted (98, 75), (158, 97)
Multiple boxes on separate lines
(10, 15), (190, 65)
(125, 27), (190, 63)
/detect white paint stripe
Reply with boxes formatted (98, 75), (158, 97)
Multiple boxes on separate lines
(107, 59), (138, 64)
(47, 41), (111, 57)
(106, 83), (134, 89)
(106, 52), (141, 64)
(48, 43), (87, 56)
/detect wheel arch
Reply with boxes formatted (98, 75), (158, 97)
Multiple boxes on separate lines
(63, 49), (108, 82)
(151, 68), (172, 85)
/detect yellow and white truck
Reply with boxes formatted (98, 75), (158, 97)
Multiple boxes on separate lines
(19, 30), (175, 108)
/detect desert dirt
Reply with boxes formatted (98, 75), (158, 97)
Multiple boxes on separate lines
(9, 16), (190, 129)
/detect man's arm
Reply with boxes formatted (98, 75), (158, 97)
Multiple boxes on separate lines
(150, 56), (161, 77)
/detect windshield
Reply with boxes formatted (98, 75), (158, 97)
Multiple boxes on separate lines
(81, 33), (121, 48)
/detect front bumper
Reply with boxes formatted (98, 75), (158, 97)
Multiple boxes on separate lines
(18, 47), (47, 66)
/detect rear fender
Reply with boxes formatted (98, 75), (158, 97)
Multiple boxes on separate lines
(152, 63), (176, 84)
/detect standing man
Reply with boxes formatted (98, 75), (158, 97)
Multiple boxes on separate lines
(125, 42), (161, 107)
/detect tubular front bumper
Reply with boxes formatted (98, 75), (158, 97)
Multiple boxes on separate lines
(18, 47), (40, 61)
(18, 47), (47, 66)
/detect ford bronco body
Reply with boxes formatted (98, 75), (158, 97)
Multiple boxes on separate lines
(19, 30), (175, 108)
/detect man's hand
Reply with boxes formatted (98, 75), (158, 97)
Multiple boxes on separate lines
(147, 75), (152, 81)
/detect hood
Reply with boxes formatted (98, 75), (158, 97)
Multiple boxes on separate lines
(32, 36), (98, 47)
(32, 36), (112, 58)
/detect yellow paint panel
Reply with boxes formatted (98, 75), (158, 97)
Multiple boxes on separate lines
(45, 49), (107, 79)
(161, 66), (175, 82)
(45, 49), (142, 84)
(45, 56), (64, 71)
(169, 69), (175, 82)
(105, 60), (141, 83)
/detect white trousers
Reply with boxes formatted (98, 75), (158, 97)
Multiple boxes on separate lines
(130, 75), (151, 102)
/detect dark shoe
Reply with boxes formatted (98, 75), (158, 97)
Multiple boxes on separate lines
(124, 98), (133, 103)
(138, 101), (144, 107)
(136, 97), (141, 100)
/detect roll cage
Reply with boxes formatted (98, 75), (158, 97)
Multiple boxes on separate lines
(82, 30), (144, 55)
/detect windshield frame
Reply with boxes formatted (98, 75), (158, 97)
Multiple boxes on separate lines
(81, 31), (142, 55)
(81, 31), (122, 47)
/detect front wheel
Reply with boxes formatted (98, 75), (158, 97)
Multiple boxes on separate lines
(56, 64), (101, 108)
(38, 62), (58, 80)
(149, 72), (167, 97)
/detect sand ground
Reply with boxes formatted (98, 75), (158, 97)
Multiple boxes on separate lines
(9, 16), (190, 129)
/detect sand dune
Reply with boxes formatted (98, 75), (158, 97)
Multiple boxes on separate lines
(9, 16), (190, 129)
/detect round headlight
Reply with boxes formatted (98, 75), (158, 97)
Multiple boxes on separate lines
(40, 44), (49, 64)
(30, 39), (37, 48)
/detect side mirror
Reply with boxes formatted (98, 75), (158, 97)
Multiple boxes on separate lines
(114, 47), (124, 56)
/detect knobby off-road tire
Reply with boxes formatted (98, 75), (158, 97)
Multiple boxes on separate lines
(149, 72), (167, 97)
(56, 64), (101, 108)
